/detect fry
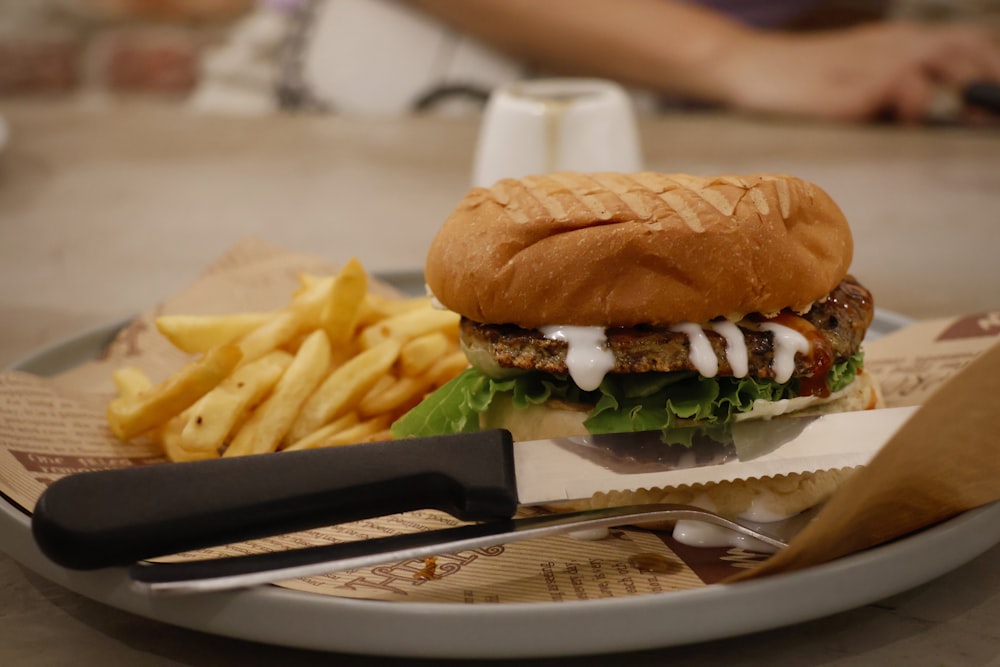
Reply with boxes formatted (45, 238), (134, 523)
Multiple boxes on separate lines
(282, 412), (359, 452)
(180, 350), (293, 454)
(224, 329), (332, 457)
(235, 310), (302, 365)
(361, 373), (395, 401)
(359, 307), (460, 349)
(236, 276), (335, 364)
(155, 313), (272, 354)
(295, 272), (327, 292)
(321, 258), (367, 347)
(399, 332), (452, 377)
(291, 274), (337, 328)
(356, 293), (433, 327)
(112, 366), (152, 401)
(359, 428), (393, 443)
(360, 349), (469, 419)
(107, 345), (242, 441)
(358, 374), (429, 419)
(284, 415), (393, 452)
(156, 416), (218, 462)
(286, 339), (401, 445)
(425, 350), (471, 387)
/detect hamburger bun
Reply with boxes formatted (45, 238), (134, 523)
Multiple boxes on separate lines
(425, 172), (853, 328)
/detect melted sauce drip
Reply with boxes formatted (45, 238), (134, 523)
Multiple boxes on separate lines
(539, 325), (615, 391)
(710, 319), (748, 378)
(670, 322), (719, 378)
(672, 520), (780, 553)
(757, 319), (810, 384)
(765, 313), (834, 397)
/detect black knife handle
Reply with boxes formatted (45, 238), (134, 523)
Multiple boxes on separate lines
(31, 430), (518, 570)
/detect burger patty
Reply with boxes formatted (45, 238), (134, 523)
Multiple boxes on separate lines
(460, 276), (873, 385)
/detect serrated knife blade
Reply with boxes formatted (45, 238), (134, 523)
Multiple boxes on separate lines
(516, 406), (916, 504)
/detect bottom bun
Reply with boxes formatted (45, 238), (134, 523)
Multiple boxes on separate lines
(485, 371), (883, 526)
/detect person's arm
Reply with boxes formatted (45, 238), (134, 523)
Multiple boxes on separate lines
(406, 0), (750, 105)
(721, 21), (1000, 121)
(405, 0), (1000, 122)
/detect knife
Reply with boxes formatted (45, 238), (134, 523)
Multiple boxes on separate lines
(31, 405), (915, 571)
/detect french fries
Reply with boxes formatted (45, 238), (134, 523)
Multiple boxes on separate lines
(286, 338), (401, 445)
(321, 257), (367, 348)
(155, 313), (272, 354)
(399, 332), (452, 377)
(106, 259), (469, 461)
(179, 350), (293, 454)
(112, 366), (153, 401)
(107, 345), (243, 441)
(224, 329), (332, 457)
(359, 308), (460, 350)
(157, 417), (219, 463)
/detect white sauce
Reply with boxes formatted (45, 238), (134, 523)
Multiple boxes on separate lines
(424, 284), (447, 310)
(733, 394), (819, 421)
(758, 321), (810, 384)
(739, 502), (794, 524)
(731, 380), (855, 422)
(709, 320), (748, 378)
(672, 520), (780, 554)
(670, 493), (789, 553)
(524, 316), (813, 394)
(670, 322), (718, 378)
(539, 325), (615, 391)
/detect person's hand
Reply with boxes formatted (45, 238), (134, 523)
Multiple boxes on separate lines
(716, 22), (1000, 122)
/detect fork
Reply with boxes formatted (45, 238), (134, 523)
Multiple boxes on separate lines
(129, 503), (801, 594)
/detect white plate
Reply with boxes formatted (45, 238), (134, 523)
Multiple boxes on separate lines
(4, 304), (1000, 659)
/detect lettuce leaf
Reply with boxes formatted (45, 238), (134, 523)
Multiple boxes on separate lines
(390, 354), (864, 442)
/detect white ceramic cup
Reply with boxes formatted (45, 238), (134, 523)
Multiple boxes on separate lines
(471, 78), (644, 187)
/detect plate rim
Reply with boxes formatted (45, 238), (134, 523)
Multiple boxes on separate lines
(4, 492), (997, 659)
(6, 306), (1000, 659)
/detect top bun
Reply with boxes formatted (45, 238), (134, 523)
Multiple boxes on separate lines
(425, 172), (853, 327)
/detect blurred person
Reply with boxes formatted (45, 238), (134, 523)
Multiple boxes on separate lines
(201, 0), (1000, 121)
(404, 0), (1000, 122)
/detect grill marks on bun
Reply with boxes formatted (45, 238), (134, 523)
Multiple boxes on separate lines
(425, 172), (853, 329)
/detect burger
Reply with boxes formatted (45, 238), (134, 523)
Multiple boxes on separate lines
(390, 172), (882, 522)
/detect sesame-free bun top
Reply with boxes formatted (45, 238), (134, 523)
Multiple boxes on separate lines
(425, 172), (853, 328)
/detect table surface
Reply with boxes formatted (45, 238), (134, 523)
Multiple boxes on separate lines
(1, 101), (999, 666)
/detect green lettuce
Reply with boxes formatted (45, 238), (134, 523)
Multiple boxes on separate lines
(390, 354), (864, 443)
